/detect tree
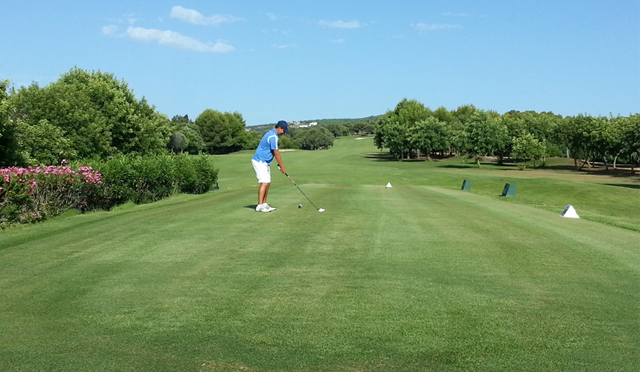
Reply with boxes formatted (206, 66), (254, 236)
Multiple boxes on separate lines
(195, 109), (247, 154)
(463, 111), (509, 166)
(351, 122), (375, 135)
(453, 104), (479, 126)
(171, 114), (193, 125)
(169, 115), (205, 154)
(374, 98), (431, 159)
(408, 117), (451, 159)
(604, 115), (640, 169)
(16, 119), (77, 165)
(621, 114), (640, 170)
(432, 106), (456, 124)
(325, 124), (349, 137)
(240, 130), (261, 150)
(168, 132), (188, 153)
(522, 111), (562, 144)
(511, 133), (546, 170)
(555, 114), (607, 169)
(277, 132), (298, 149)
(0, 80), (20, 166)
(9, 68), (171, 162)
(295, 127), (334, 150)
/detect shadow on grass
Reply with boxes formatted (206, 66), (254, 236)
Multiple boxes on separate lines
(439, 162), (518, 170)
(544, 164), (639, 179)
(604, 183), (640, 190)
(244, 205), (259, 210)
(365, 153), (465, 163)
(365, 152), (639, 180)
(364, 153), (397, 162)
(439, 164), (474, 169)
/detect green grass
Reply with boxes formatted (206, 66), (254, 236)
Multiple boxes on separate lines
(1, 136), (639, 371)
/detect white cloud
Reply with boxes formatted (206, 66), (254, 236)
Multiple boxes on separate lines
(412, 23), (461, 31)
(329, 38), (346, 44)
(170, 6), (242, 26)
(102, 25), (120, 36)
(126, 26), (235, 53)
(266, 12), (278, 21)
(318, 20), (363, 29)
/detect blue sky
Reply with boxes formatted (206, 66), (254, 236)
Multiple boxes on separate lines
(1, 1), (639, 126)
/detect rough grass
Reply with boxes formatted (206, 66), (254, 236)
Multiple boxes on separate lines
(0, 136), (638, 371)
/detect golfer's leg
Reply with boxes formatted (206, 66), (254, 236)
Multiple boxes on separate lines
(259, 182), (270, 205)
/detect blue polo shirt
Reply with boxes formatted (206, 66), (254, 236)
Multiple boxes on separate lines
(252, 128), (279, 165)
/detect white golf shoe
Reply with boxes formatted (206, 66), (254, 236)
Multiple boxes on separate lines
(255, 204), (274, 212)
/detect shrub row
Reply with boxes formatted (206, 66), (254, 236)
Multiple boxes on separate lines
(90, 153), (218, 207)
(0, 154), (218, 228)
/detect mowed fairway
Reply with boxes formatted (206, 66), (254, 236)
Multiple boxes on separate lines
(1, 137), (639, 371)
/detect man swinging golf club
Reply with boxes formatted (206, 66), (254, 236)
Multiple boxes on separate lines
(251, 120), (289, 212)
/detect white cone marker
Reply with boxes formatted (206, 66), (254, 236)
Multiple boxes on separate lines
(560, 204), (580, 218)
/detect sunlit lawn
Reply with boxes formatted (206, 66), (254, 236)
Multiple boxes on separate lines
(1, 136), (638, 371)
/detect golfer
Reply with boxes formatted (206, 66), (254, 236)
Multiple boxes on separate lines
(251, 120), (289, 212)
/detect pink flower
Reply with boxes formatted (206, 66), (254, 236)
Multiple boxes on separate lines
(61, 159), (69, 164)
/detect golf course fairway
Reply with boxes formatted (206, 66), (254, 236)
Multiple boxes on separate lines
(1, 136), (638, 371)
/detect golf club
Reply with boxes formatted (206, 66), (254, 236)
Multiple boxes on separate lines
(278, 165), (324, 212)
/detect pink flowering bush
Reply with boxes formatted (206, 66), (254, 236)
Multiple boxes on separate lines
(0, 160), (103, 227)
(1, 154), (218, 228)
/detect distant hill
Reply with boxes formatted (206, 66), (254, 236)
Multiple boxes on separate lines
(248, 115), (382, 132)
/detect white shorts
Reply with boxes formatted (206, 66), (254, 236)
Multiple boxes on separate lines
(252, 159), (271, 183)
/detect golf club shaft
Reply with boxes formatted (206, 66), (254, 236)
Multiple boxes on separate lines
(293, 183), (321, 210)
(278, 166), (321, 210)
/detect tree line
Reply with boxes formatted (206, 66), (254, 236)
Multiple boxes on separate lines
(0, 68), (255, 167)
(374, 99), (640, 169)
(2, 69), (637, 170)
(273, 122), (376, 151)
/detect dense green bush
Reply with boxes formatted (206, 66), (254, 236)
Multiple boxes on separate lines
(294, 127), (335, 150)
(91, 153), (218, 207)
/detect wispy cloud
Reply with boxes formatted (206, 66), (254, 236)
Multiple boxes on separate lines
(412, 23), (462, 32)
(170, 6), (242, 26)
(125, 26), (235, 53)
(271, 44), (296, 49)
(266, 12), (279, 21)
(318, 20), (363, 29)
(106, 13), (141, 25)
(329, 38), (346, 44)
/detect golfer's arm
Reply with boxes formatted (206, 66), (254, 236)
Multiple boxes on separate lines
(273, 150), (285, 170)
